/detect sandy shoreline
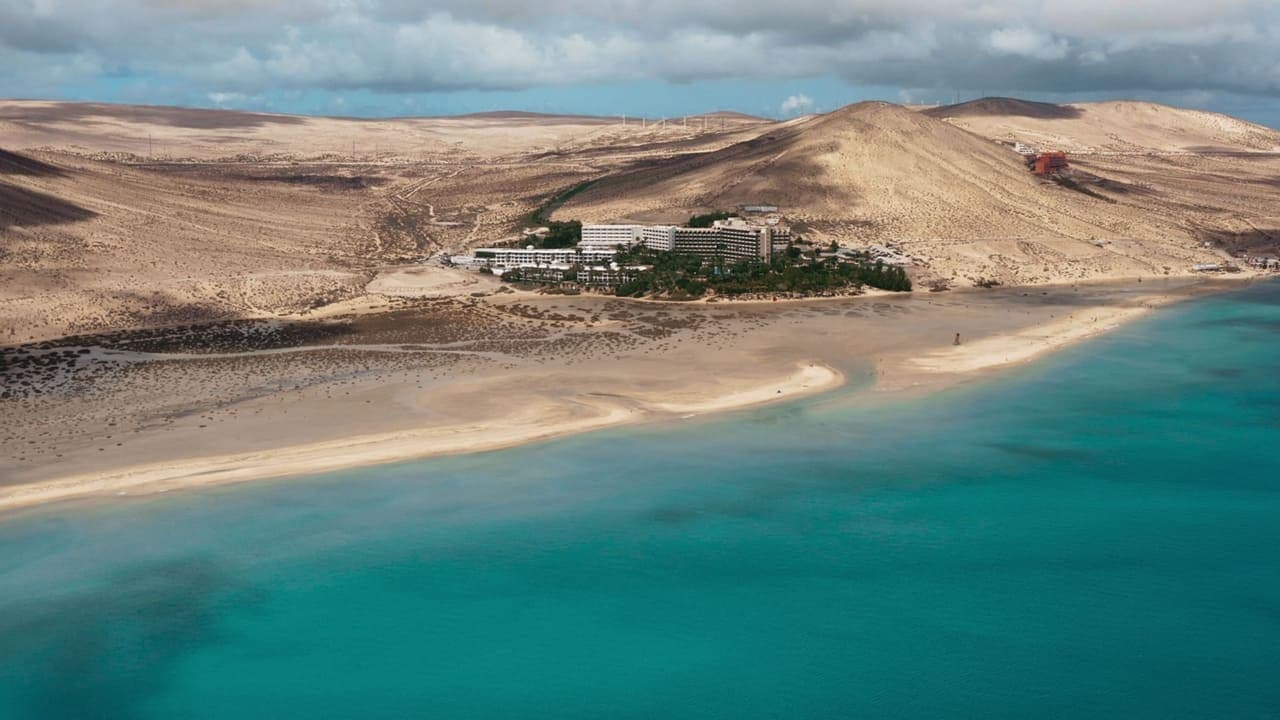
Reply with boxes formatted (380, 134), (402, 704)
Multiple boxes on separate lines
(906, 304), (1155, 375)
(0, 277), (1256, 516)
(0, 363), (842, 514)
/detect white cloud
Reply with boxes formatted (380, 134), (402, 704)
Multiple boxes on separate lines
(780, 93), (815, 115)
(1, 0), (1279, 101)
(988, 27), (1070, 61)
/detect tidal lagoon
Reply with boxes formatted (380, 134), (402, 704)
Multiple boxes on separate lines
(1, 282), (1278, 719)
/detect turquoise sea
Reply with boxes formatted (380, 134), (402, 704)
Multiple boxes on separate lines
(2, 282), (1279, 719)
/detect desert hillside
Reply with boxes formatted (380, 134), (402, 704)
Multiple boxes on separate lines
(0, 148), (382, 342)
(0, 100), (770, 162)
(3, 98), (1278, 343)
(925, 98), (1280, 154)
(558, 101), (1280, 286)
(560, 101), (1067, 230)
(0, 101), (778, 341)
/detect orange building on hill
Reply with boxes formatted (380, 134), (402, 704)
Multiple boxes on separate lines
(1030, 151), (1069, 175)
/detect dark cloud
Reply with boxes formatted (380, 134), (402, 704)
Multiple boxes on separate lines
(0, 0), (1276, 101)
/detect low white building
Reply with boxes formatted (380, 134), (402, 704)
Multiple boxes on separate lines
(462, 246), (617, 267)
(580, 224), (644, 250)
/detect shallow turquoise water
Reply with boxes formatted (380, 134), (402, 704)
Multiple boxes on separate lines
(2, 282), (1279, 719)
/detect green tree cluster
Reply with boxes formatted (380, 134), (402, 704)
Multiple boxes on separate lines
(686, 211), (736, 228)
(537, 220), (582, 249)
(607, 247), (911, 297)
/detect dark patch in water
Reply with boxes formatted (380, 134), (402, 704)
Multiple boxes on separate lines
(1201, 366), (1245, 380)
(987, 442), (1094, 463)
(1189, 316), (1280, 333)
(0, 557), (238, 719)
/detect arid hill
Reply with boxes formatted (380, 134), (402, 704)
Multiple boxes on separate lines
(0, 148), (384, 342)
(3, 98), (1278, 342)
(927, 98), (1280, 153)
(558, 101), (1280, 285)
(923, 97), (1084, 121)
(0, 100), (781, 341)
(0, 99), (770, 162)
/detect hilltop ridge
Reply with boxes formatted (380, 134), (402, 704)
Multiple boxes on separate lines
(559, 100), (1279, 285)
(926, 97), (1280, 153)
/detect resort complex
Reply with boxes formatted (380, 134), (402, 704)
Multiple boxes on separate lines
(579, 220), (791, 261)
(449, 214), (914, 297)
(455, 218), (790, 272)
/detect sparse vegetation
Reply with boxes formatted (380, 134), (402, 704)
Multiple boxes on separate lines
(686, 211), (736, 228)
(528, 180), (598, 225)
(525, 220), (582, 249)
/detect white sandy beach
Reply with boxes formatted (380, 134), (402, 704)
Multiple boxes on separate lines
(0, 277), (1255, 516)
(907, 304), (1155, 374)
(0, 363), (841, 513)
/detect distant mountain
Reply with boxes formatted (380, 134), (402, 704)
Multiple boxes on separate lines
(0, 99), (761, 161)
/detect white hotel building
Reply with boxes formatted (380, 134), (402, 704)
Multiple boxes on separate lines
(453, 246), (617, 269)
(455, 220), (790, 275)
(580, 220), (785, 262)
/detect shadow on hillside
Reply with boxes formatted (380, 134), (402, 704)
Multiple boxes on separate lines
(1197, 227), (1280, 255)
(0, 149), (67, 177)
(0, 102), (305, 130)
(0, 183), (97, 228)
(925, 98), (1084, 120)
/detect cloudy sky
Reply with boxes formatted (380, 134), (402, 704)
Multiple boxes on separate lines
(2, 0), (1278, 124)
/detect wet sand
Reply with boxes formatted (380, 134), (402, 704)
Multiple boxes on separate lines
(0, 277), (1252, 514)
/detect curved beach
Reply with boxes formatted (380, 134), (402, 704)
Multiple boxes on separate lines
(1, 277), (1249, 515)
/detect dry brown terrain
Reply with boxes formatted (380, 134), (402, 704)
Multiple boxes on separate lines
(3, 277), (1244, 512)
(2, 97), (1277, 510)
(559, 100), (1280, 287)
(1, 101), (769, 343)
(5, 97), (1277, 344)
(0, 100), (768, 162)
(925, 97), (1280, 154)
